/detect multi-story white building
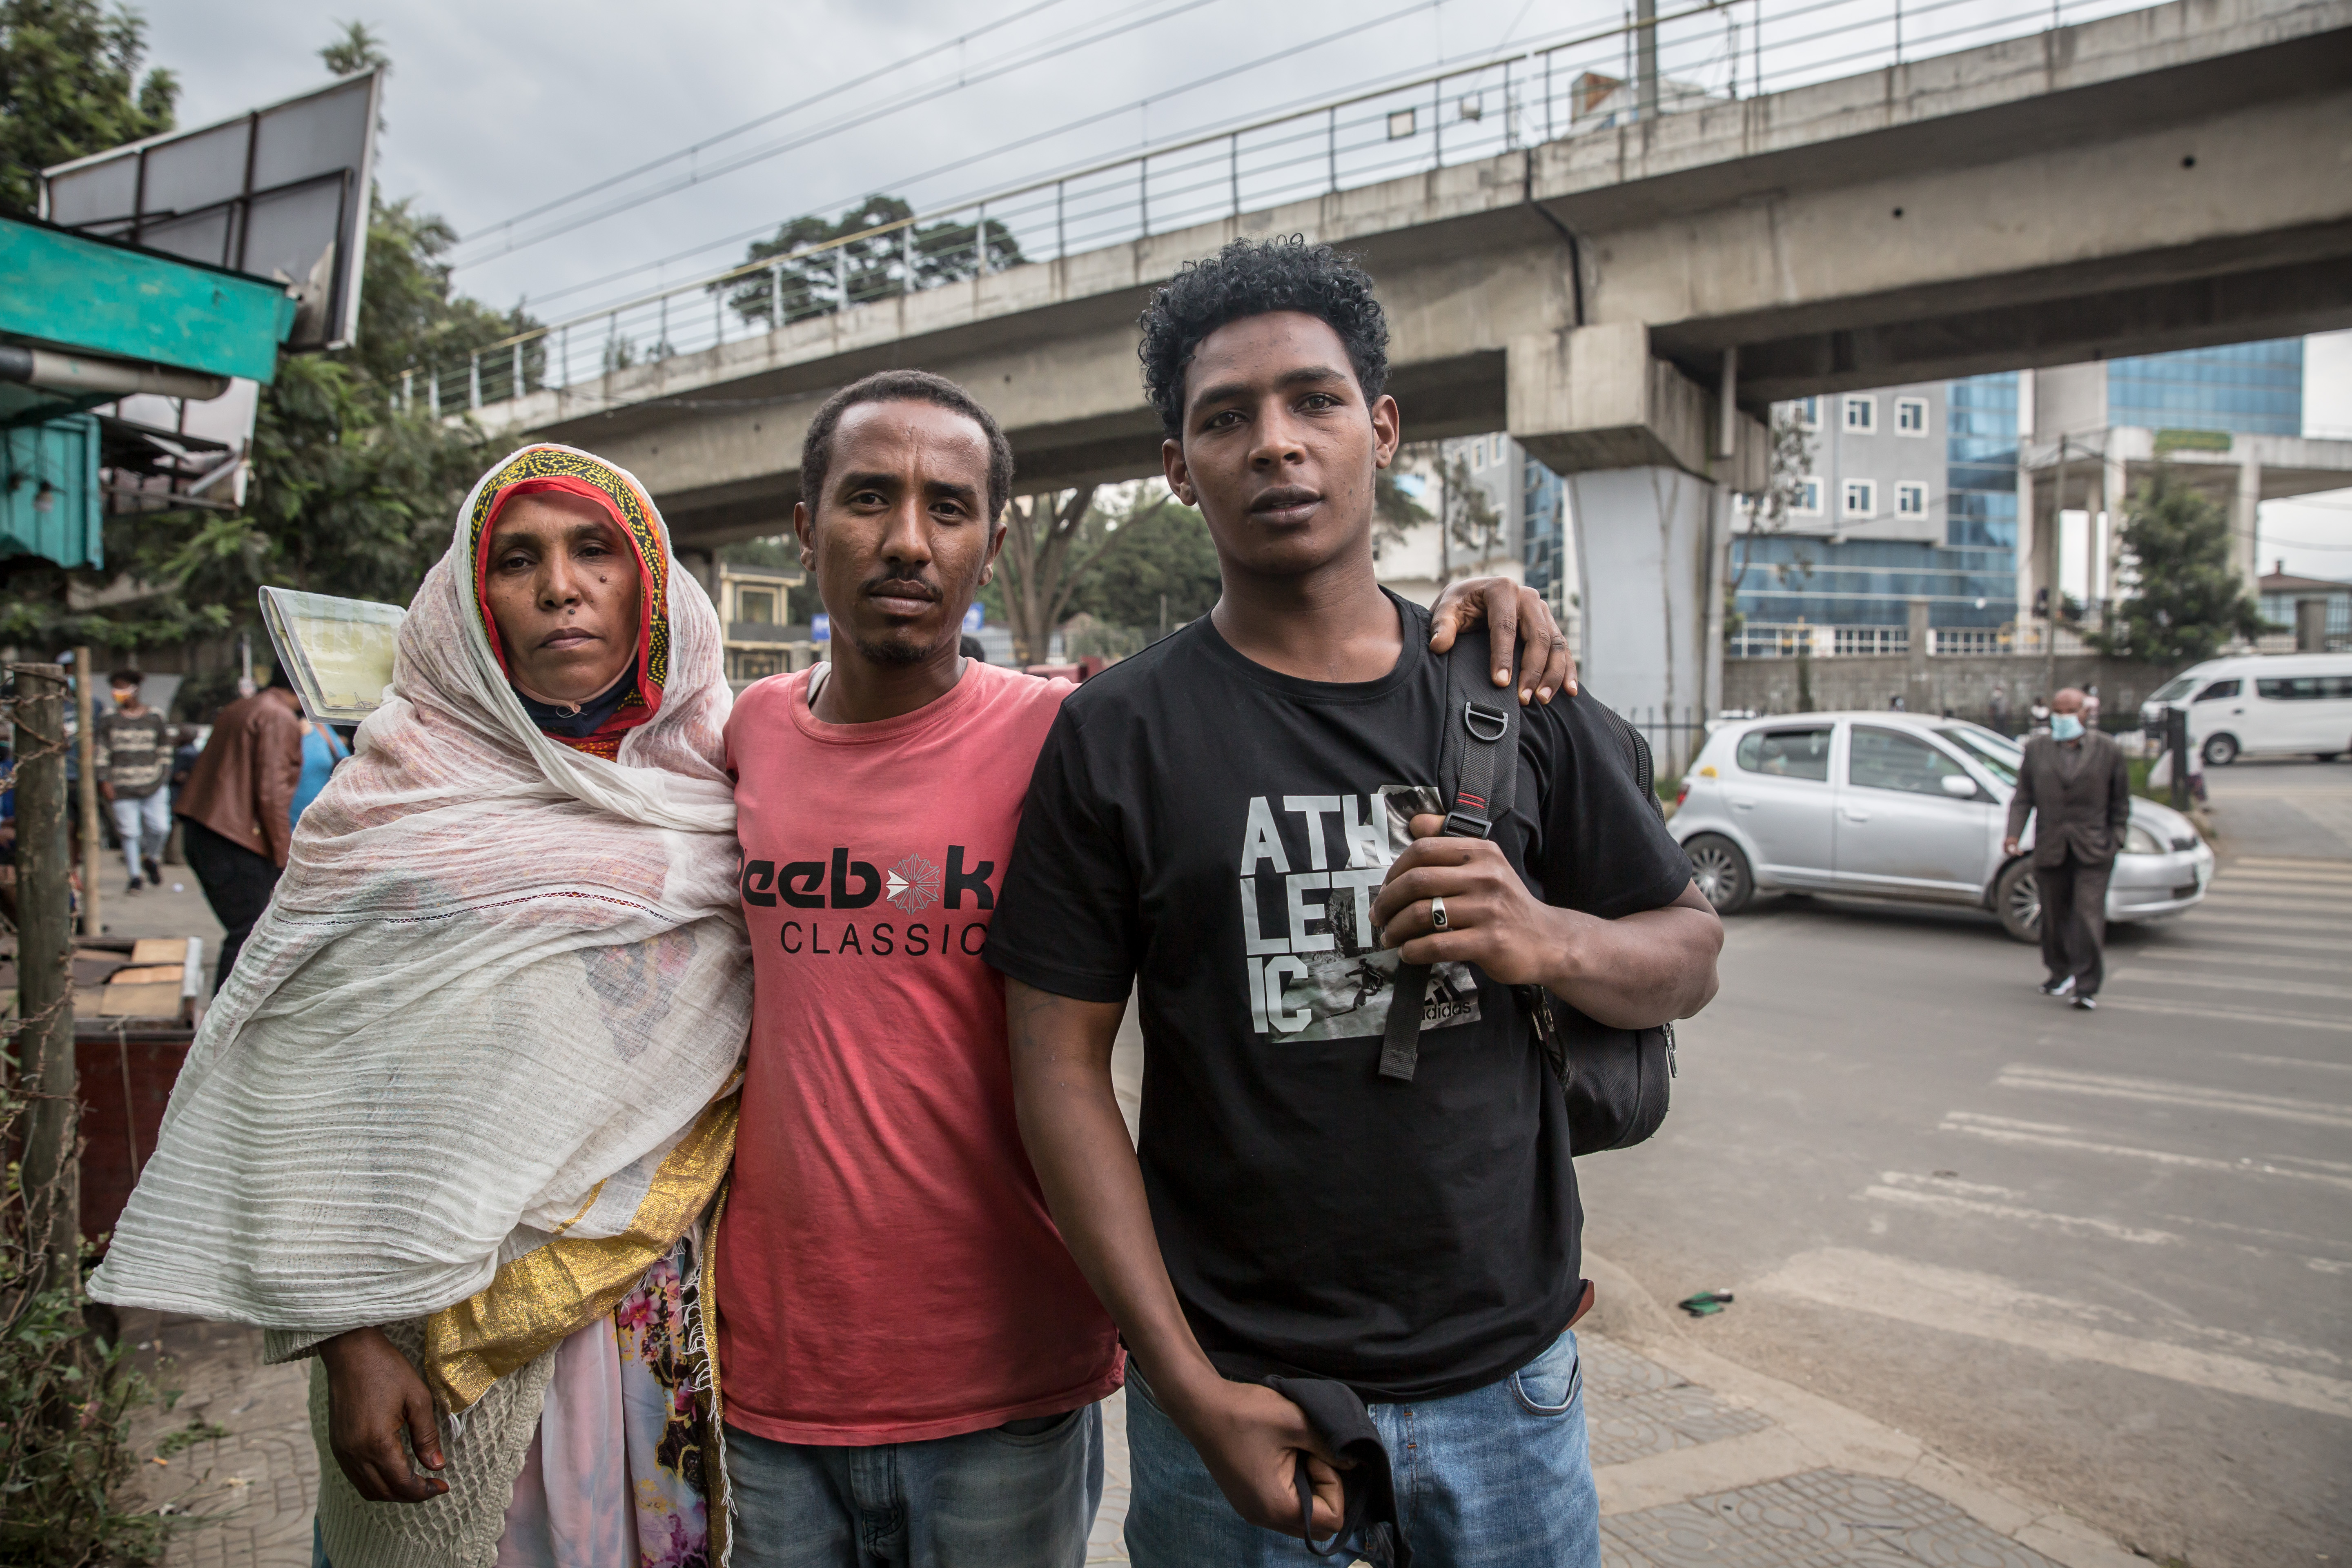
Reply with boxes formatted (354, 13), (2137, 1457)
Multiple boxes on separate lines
(1375, 435), (1577, 646)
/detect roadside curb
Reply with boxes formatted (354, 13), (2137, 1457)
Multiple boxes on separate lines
(1581, 1250), (2143, 1568)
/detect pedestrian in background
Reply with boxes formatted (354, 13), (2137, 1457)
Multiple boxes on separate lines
(175, 670), (303, 989)
(2003, 686), (2129, 1010)
(289, 714), (348, 831)
(96, 669), (174, 894)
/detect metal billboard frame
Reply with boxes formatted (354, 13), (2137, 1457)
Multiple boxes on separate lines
(39, 69), (383, 354)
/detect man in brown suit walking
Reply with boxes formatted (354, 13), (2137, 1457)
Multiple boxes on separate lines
(2003, 687), (2131, 1011)
(176, 670), (303, 991)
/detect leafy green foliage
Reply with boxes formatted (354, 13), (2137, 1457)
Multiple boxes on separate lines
(1, 1027), (180, 1566)
(1726, 405), (1817, 645)
(1372, 468), (1430, 557)
(1061, 490), (1220, 635)
(0, 26), (536, 695)
(355, 196), (543, 394)
(0, 0), (176, 216)
(2092, 469), (2267, 664)
(725, 194), (1024, 327)
(318, 19), (385, 78)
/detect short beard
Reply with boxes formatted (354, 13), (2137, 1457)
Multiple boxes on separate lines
(849, 630), (948, 667)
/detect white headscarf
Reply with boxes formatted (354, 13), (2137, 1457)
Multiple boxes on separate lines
(93, 445), (751, 1361)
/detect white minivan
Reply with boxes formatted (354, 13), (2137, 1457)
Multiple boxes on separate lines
(2139, 653), (2352, 765)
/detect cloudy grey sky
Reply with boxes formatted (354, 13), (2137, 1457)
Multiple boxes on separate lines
(142, 0), (2350, 575)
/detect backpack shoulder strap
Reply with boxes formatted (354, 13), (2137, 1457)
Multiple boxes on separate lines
(1379, 627), (1517, 1083)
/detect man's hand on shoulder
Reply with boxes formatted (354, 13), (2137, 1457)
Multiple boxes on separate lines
(1427, 577), (1576, 705)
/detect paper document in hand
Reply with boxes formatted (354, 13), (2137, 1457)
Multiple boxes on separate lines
(258, 585), (405, 724)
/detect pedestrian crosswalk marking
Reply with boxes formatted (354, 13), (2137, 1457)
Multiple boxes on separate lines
(1749, 1248), (2352, 1420)
(2093, 996), (2352, 1033)
(2110, 966), (2352, 1003)
(2225, 1052), (2352, 1076)
(1994, 1064), (2352, 1129)
(2192, 894), (2352, 913)
(2160, 931), (2352, 952)
(2147, 948), (2352, 972)
(1865, 1172), (2180, 1245)
(1938, 1112), (2352, 1191)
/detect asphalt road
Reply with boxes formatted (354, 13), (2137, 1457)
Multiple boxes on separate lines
(1579, 756), (2352, 1568)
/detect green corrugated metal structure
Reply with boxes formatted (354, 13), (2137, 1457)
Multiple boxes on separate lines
(1, 414), (104, 570)
(0, 218), (297, 386)
(2, 216), (298, 570)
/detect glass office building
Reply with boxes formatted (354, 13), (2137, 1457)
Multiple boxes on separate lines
(2106, 339), (2303, 436)
(1734, 341), (2308, 639)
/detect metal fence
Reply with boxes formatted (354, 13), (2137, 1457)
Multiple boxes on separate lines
(408, 0), (2146, 417)
(1613, 704), (1715, 778)
(1728, 622), (2115, 659)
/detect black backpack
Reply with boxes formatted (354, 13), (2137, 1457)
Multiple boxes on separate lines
(1378, 627), (1677, 1154)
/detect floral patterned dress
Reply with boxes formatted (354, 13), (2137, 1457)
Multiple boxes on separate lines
(496, 1243), (712, 1568)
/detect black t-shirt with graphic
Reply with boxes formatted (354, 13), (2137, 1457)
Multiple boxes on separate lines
(982, 593), (1692, 1401)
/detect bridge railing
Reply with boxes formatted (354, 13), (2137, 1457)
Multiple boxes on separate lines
(405, 0), (2145, 421)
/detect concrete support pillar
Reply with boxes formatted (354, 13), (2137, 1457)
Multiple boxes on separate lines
(1564, 466), (1714, 766)
(2012, 376), (2036, 653)
(2297, 597), (2330, 652)
(2231, 454), (2263, 587)
(1906, 597), (1933, 711)
(2100, 445), (2128, 614)
(1507, 325), (1764, 774)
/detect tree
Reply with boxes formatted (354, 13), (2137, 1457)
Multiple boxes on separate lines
(1724, 404), (1818, 647)
(1372, 468), (1430, 560)
(318, 18), (385, 77)
(723, 194), (1024, 328)
(361, 194), (544, 395)
(2091, 468), (2267, 664)
(1063, 487), (1220, 636)
(1435, 447), (1505, 564)
(0, 25), (506, 690)
(992, 483), (1194, 664)
(0, 0), (176, 216)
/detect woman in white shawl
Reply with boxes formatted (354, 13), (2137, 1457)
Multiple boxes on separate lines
(93, 444), (752, 1568)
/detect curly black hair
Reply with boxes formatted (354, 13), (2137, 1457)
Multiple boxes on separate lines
(1137, 236), (1390, 441)
(801, 369), (1016, 523)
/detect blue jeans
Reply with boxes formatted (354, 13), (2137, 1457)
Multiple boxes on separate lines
(110, 786), (171, 880)
(1123, 1331), (1599, 1568)
(725, 1406), (1104, 1568)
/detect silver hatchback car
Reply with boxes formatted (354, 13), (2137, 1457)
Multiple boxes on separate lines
(1668, 713), (2213, 940)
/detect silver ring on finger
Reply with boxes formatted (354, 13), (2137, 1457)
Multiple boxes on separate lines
(1430, 895), (1448, 930)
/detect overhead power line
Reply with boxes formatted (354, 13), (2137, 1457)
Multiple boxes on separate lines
(499, 0), (1458, 315)
(449, 0), (1230, 267)
(458, 0), (1079, 248)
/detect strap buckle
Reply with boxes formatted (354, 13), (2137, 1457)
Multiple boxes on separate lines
(1441, 809), (1492, 839)
(1462, 699), (1509, 743)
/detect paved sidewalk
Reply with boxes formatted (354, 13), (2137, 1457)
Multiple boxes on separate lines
(120, 1260), (2137, 1568)
(114, 1020), (2134, 1567)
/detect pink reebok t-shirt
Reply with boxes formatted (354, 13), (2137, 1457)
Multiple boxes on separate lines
(716, 661), (1122, 1445)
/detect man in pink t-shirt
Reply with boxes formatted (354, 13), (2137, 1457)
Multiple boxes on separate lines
(717, 368), (1575, 1565)
(718, 370), (1118, 1567)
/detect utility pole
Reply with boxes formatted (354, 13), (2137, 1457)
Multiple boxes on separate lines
(74, 646), (100, 938)
(11, 663), (80, 1300)
(1637, 0), (1660, 120)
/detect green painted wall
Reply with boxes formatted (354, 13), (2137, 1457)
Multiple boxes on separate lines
(0, 218), (296, 384)
(1, 414), (103, 570)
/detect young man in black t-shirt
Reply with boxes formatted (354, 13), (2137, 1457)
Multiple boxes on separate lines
(984, 238), (1722, 1565)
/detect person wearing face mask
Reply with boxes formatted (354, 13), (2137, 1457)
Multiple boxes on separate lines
(94, 445), (751, 1568)
(2003, 686), (2130, 1010)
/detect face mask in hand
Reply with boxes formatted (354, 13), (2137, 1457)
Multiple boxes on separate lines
(2050, 714), (2085, 741)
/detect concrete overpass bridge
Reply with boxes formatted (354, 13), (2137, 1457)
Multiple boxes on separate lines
(457, 0), (2352, 757)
